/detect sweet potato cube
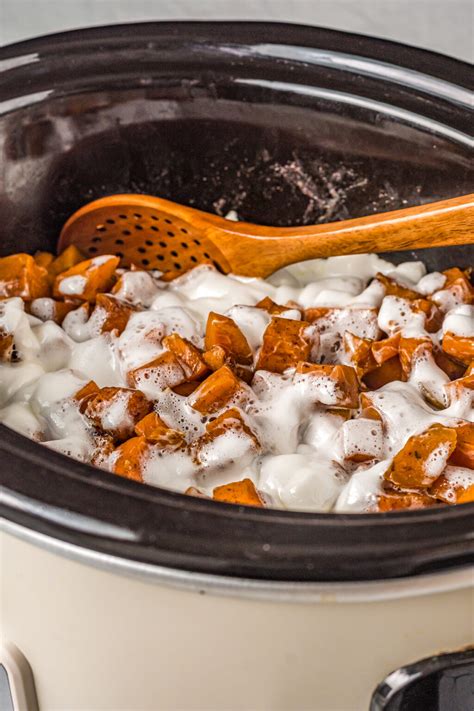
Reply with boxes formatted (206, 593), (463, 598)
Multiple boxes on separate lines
(384, 424), (457, 488)
(213, 478), (263, 507)
(172, 381), (200, 396)
(444, 371), (474, 405)
(205, 312), (253, 365)
(189, 365), (246, 414)
(363, 356), (404, 390)
(73, 380), (100, 406)
(442, 332), (474, 364)
(429, 465), (474, 504)
(441, 267), (474, 305)
(112, 436), (149, 482)
(34, 251), (54, 269)
(295, 362), (360, 408)
(134, 411), (185, 449)
(371, 333), (401, 365)
(81, 386), (152, 440)
(449, 423), (474, 469)
(203, 345), (227, 371)
(304, 307), (332, 323)
(412, 298), (444, 332)
(398, 336), (432, 376)
(433, 348), (467, 381)
(0, 253), (51, 300)
(375, 273), (421, 300)
(162, 333), (208, 381)
(256, 297), (299, 316)
(53, 255), (119, 301)
(90, 293), (136, 334)
(0, 328), (14, 362)
(256, 317), (313, 373)
(343, 333), (376, 375)
(205, 407), (258, 443)
(49, 245), (85, 276)
(359, 393), (383, 422)
(377, 491), (436, 512)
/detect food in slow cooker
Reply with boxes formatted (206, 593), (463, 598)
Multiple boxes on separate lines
(0, 246), (472, 512)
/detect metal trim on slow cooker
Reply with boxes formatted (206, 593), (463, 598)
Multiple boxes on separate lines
(0, 22), (473, 584)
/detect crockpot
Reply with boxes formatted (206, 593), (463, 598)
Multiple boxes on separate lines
(0, 22), (473, 711)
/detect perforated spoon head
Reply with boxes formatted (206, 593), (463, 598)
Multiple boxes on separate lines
(59, 192), (474, 278)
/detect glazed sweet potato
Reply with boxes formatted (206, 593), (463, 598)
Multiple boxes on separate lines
(295, 362), (360, 408)
(377, 491), (436, 512)
(129, 351), (187, 393)
(80, 386), (152, 440)
(48, 245), (85, 277)
(362, 356), (405, 390)
(442, 332), (474, 364)
(449, 422), (474, 469)
(256, 317), (314, 373)
(412, 298), (444, 333)
(111, 436), (149, 482)
(375, 273), (421, 301)
(0, 253), (51, 300)
(429, 465), (474, 504)
(342, 418), (383, 462)
(189, 365), (248, 415)
(134, 411), (185, 449)
(440, 267), (474, 305)
(202, 345), (228, 371)
(205, 312), (253, 365)
(0, 328), (14, 362)
(204, 407), (259, 444)
(53, 255), (119, 301)
(398, 336), (432, 376)
(30, 296), (82, 325)
(213, 478), (263, 507)
(256, 296), (299, 315)
(162, 333), (208, 381)
(89, 293), (137, 335)
(384, 424), (457, 488)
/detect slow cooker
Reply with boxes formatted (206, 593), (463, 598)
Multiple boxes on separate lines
(0, 22), (473, 711)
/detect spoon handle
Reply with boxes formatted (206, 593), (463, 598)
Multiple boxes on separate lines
(213, 193), (474, 277)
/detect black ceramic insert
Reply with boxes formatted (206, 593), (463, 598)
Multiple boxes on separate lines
(0, 23), (473, 582)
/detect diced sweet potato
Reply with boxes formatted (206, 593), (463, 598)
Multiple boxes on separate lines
(203, 345), (227, 371)
(371, 333), (401, 365)
(362, 356), (404, 390)
(189, 365), (247, 414)
(449, 423), (474, 469)
(0, 253), (51, 300)
(444, 371), (474, 404)
(172, 381), (200, 396)
(412, 298), (444, 332)
(304, 307), (332, 323)
(111, 436), (149, 482)
(89, 293), (136, 334)
(256, 297), (299, 316)
(442, 332), (474, 364)
(49, 245), (85, 277)
(81, 386), (152, 440)
(205, 407), (259, 444)
(377, 491), (436, 511)
(295, 362), (360, 408)
(256, 317), (313, 373)
(434, 348), (467, 381)
(359, 393), (383, 422)
(375, 273), (421, 300)
(213, 478), (264, 507)
(53, 255), (119, 301)
(398, 336), (432, 376)
(384, 424), (458, 488)
(0, 328), (14, 362)
(162, 333), (208, 381)
(343, 333), (376, 375)
(129, 351), (186, 393)
(134, 411), (185, 449)
(205, 312), (253, 365)
(441, 268), (474, 305)
(429, 465), (474, 504)
(34, 251), (54, 269)
(73, 380), (100, 406)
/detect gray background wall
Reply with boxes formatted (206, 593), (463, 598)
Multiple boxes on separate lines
(1, 0), (473, 62)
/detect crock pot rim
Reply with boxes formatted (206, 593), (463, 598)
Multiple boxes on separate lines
(1, 21), (473, 583)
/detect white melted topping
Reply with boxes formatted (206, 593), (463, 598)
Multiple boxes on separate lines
(1, 254), (472, 512)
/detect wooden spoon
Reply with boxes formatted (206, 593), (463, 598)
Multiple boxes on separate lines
(59, 192), (474, 278)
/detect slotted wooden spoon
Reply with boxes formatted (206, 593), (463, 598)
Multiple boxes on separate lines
(59, 192), (474, 278)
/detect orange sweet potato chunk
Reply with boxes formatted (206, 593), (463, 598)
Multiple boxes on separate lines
(91, 293), (136, 334)
(295, 362), (360, 408)
(81, 386), (152, 440)
(256, 317), (313, 373)
(375, 273), (421, 300)
(134, 411), (185, 449)
(449, 423), (474, 469)
(129, 351), (186, 392)
(442, 332), (474, 364)
(205, 312), (253, 365)
(433, 348), (467, 381)
(53, 255), (119, 301)
(377, 491), (436, 512)
(112, 436), (149, 482)
(213, 478), (264, 507)
(189, 365), (246, 414)
(203, 345), (227, 371)
(205, 407), (259, 444)
(344, 333), (375, 375)
(49, 245), (85, 277)
(384, 424), (457, 488)
(362, 356), (404, 390)
(371, 333), (401, 366)
(429, 467), (474, 504)
(73, 380), (100, 405)
(441, 268), (473, 305)
(162, 333), (209, 381)
(0, 328), (14, 362)
(398, 336), (432, 376)
(412, 298), (444, 333)
(34, 251), (54, 269)
(256, 297), (298, 315)
(359, 393), (384, 422)
(0, 253), (51, 300)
